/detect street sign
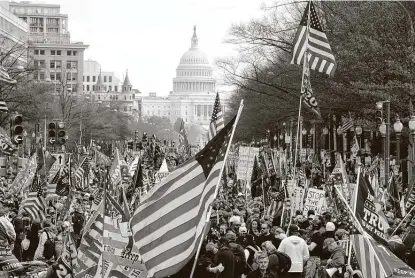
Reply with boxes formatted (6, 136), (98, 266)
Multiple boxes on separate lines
(49, 153), (66, 177)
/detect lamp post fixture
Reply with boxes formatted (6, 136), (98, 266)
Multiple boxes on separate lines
(310, 127), (315, 152)
(409, 116), (415, 188)
(355, 125), (363, 153)
(323, 127), (329, 150)
(393, 115), (403, 166)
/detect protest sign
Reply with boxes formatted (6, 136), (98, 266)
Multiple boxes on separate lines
(236, 146), (259, 182)
(303, 188), (325, 216)
(292, 187), (305, 212)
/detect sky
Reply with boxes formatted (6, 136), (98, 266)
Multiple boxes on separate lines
(43, 0), (271, 96)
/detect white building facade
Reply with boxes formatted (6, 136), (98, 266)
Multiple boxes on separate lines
(141, 26), (225, 128)
(83, 60), (122, 93)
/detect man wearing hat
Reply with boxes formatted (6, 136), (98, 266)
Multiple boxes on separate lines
(278, 225), (309, 278)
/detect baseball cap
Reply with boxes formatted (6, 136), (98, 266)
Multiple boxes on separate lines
(326, 222), (336, 232)
(288, 224), (299, 233)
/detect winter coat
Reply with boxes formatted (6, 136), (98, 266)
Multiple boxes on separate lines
(327, 246), (346, 268)
(277, 235), (309, 273)
(387, 235), (407, 261)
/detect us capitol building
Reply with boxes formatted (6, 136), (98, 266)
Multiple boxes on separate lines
(141, 26), (225, 128)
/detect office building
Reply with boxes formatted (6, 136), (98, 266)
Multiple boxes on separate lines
(83, 60), (122, 93)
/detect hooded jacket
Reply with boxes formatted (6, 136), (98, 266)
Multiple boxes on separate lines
(277, 235), (309, 273)
(387, 235), (407, 261)
(328, 246), (346, 268)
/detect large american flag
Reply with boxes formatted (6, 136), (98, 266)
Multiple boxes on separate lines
(208, 92), (224, 141)
(74, 157), (87, 191)
(351, 134), (360, 158)
(291, 1), (336, 76)
(265, 187), (285, 218)
(20, 173), (46, 221)
(341, 114), (354, 133)
(130, 115), (236, 278)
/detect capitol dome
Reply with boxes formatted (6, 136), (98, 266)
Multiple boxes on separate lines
(172, 26), (216, 95)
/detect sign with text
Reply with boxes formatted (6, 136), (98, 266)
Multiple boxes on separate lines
(237, 146), (259, 182)
(292, 187), (305, 213)
(303, 188), (325, 216)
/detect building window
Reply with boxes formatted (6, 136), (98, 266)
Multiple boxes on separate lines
(109, 76), (112, 82)
(51, 50), (55, 55)
(50, 60), (55, 68)
(104, 76), (107, 82)
(39, 72), (45, 80)
(204, 105), (208, 117)
(87, 76), (90, 82)
(73, 51), (77, 56)
(114, 86), (118, 91)
(50, 72), (55, 80)
(185, 111), (187, 116)
(132, 94), (135, 99)
(34, 49), (39, 55)
(67, 50), (71, 56)
(56, 72), (61, 81)
(57, 50), (61, 55)
(109, 86), (112, 91)
(39, 50), (45, 55)
(34, 60), (45, 68)
(93, 76), (96, 82)
(196, 105), (201, 116)
(67, 61), (77, 69)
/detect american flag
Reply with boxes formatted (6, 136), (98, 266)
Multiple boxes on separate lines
(74, 157), (87, 191)
(291, 1), (336, 76)
(332, 185), (360, 234)
(337, 239), (350, 257)
(130, 115), (236, 278)
(0, 100), (7, 112)
(129, 155), (140, 177)
(351, 134), (359, 158)
(178, 118), (191, 156)
(341, 114), (354, 133)
(0, 66), (16, 85)
(265, 187), (285, 218)
(208, 92), (224, 141)
(20, 173), (46, 221)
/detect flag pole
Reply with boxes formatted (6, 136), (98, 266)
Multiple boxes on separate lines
(101, 166), (109, 278)
(391, 204), (415, 236)
(190, 99), (244, 278)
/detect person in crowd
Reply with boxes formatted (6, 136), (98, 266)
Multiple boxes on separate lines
(278, 224), (309, 278)
(226, 231), (247, 278)
(245, 234), (262, 269)
(22, 220), (41, 262)
(194, 242), (219, 278)
(214, 237), (235, 278)
(324, 238), (346, 278)
(403, 218), (415, 251)
(261, 241), (279, 275)
(407, 243), (415, 270)
(305, 219), (324, 278)
(0, 207), (16, 251)
(386, 227), (407, 261)
(249, 219), (261, 239)
(257, 222), (274, 247)
(246, 252), (278, 278)
(34, 219), (56, 264)
(12, 216), (24, 261)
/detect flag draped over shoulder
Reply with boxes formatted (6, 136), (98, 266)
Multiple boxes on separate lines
(208, 92), (225, 141)
(291, 1), (337, 76)
(130, 115), (237, 278)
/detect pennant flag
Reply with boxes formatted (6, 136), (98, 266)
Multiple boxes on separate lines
(291, 1), (337, 76)
(154, 158), (169, 184)
(208, 92), (225, 141)
(130, 115), (237, 278)
(129, 155), (140, 177)
(10, 153), (37, 195)
(301, 51), (321, 117)
(178, 118), (191, 157)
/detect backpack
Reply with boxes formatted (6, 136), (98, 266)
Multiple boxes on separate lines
(43, 232), (55, 260)
(275, 251), (291, 275)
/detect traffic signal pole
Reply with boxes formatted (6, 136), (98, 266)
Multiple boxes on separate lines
(385, 100), (391, 187)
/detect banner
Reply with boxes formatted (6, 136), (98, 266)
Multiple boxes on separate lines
(292, 187), (305, 213)
(9, 153), (37, 196)
(236, 146), (259, 182)
(355, 175), (389, 244)
(303, 188), (325, 216)
(55, 232), (77, 278)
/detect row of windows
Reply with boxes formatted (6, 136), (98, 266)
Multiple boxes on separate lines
(177, 70), (210, 77)
(34, 60), (78, 70)
(84, 75), (113, 83)
(34, 49), (77, 56)
(33, 71), (77, 82)
(84, 85), (118, 92)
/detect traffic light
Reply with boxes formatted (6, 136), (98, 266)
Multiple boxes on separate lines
(375, 102), (384, 125)
(11, 114), (23, 144)
(127, 141), (133, 150)
(57, 122), (66, 145)
(48, 122), (56, 145)
(142, 132), (148, 143)
(134, 130), (139, 142)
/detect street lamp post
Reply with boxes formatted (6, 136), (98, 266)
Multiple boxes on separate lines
(379, 121), (387, 184)
(355, 125), (363, 153)
(393, 115), (403, 166)
(409, 116), (415, 190)
(310, 127), (315, 153)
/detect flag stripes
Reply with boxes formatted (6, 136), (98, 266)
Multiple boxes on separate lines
(291, 1), (336, 76)
(20, 192), (46, 220)
(341, 116), (354, 133)
(351, 235), (386, 278)
(130, 116), (235, 278)
(0, 101), (8, 112)
(208, 92), (224, 140)
(351, 134), (359, 158)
